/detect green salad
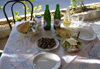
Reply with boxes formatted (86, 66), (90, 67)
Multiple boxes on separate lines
(62, 37), (82, 52)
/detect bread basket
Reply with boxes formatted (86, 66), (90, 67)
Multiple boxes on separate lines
(17, 22), (39, 36)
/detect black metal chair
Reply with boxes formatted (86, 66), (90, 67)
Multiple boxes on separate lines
(3, 0), (33, 30)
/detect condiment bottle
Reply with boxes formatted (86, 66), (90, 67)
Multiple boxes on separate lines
(35, 15), (41, 29)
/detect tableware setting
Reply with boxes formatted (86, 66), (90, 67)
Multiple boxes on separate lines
(1, 20), (99, 69)
(33, 52), (61, 69)
(16, 20), (97, 68)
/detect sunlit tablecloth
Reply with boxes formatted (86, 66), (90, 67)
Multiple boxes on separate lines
(0, 21), (100, 69)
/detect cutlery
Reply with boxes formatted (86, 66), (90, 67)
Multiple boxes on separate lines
(30, 24), (35, 32)
(35, 24), (38, 30)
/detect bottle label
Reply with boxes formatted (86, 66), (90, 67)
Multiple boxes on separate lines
(54, 18), (61, 27)
(35, 18), (41, 25)
(44, 19), (47, 28)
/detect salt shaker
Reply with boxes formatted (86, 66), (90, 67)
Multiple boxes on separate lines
(35, 15), (41, 29)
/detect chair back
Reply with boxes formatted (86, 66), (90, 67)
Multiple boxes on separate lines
(3, 0), (33, 30)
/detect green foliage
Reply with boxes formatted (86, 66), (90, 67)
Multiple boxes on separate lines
(34, 5), (42, 15)
(90, 3), (96, 7)
(14, 11), (21, 21)
(78, 0), (85, 10)
(13, 0), (42, 21)
(0, 6), (3, 10)
(22, 0), (42, 19)
(70, 0), (85, 10)
(97, 7), (100, 10)
(70, 0), (78, 8)
(30, 0), (34, 2)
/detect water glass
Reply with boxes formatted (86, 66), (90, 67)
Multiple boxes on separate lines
(68, 14), (84, 37)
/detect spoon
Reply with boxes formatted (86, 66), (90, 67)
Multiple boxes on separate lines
(30, 24), (35, 32)
(35, 24), (38, 30)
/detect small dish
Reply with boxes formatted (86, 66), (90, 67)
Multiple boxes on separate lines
(33, 52), (61, 69)
(78, 28), (97, 41)
(56, 28), (71, 38)
(35, 37), (59, 51)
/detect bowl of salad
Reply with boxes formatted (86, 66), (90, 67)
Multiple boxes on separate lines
(62, 37), (82, 53)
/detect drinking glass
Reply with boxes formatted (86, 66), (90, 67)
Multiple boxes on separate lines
(68, 14), (84, 37)
(71, 14), (84, 27)
(63, 7), (71, 27)
(16, 34), (33, 53)
(16, 35), (24, 52)
(78, 14), (84, 28)
(23, 36), (33, 53)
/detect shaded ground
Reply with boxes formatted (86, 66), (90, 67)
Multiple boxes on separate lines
(0, 36), (8, 50)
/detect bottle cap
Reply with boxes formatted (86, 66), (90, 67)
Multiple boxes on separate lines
(46, 4), (49, 7)
(36, 15), (41, 18)
(57, 4), (59, 7)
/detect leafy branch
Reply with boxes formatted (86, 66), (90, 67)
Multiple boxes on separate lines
(14, 11), (21, 21)
(33, 5), (42, 16)
(14, 0), (42, 21)
(70, 0), (78, 9)
(0, 6), (3, 10)
(70, 0), (85, 10)
(78, 0), (85, 10)
(22, 0), (42, 20)
(90, 3), (96, 9)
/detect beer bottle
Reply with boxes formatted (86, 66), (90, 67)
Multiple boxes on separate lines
(54, 4), (61, 29)
(44, 4), (51, 30)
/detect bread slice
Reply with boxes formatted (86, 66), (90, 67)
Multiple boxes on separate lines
(17, 21), (30, 33)
(56, 28), (71, 37)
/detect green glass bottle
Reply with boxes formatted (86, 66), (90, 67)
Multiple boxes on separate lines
(54, 4), (61, 29)
(44, 4), (51, 30)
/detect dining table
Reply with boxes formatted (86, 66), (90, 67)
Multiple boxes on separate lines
(0, 21), (100, 69)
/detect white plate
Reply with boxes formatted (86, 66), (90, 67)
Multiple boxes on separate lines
(33, 52), (61, 69)
(35, 37), (59, 51)
(78, 28), (96, 41)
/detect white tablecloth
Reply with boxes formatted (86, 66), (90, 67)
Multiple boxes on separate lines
(0, 21), (100, 69)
